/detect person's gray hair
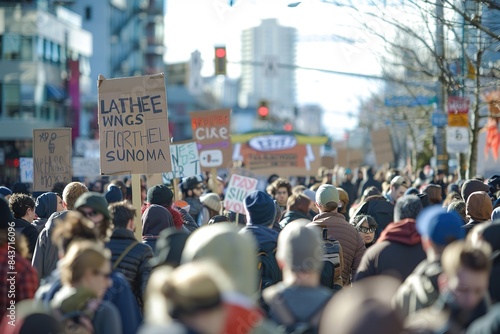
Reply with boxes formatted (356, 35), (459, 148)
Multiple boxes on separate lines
(394, 195), (422, 221)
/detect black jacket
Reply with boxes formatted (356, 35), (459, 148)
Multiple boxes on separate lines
(13, 217), (39, 257)
(106, 228), (154, 306)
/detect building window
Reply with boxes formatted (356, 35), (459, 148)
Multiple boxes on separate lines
(2, 34), (20, 59)
(4, 84), (20, 118)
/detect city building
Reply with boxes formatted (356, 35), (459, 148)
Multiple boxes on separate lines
(0, 1), (92, 183)
(239, 18), (297, 115)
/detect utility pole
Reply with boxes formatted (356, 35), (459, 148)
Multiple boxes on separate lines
(435, 0), (448, 173)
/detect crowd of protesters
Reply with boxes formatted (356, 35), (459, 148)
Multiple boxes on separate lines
(1, 163), (500, 334)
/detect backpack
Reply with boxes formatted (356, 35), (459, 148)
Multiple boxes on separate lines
(266, 291), (330, 334)
(320, 228), (344, 290)
(257, 241), (282, 290)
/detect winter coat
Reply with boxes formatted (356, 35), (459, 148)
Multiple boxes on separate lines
(37, 269), (142, 334)
(12, 217), (39, 256)
(32, 217), (47, 233)
(239, 224), (279, 248)
(279, 210), (311, 229)
(32, 211), (67, 280)
(354, 219), (426, 282)
(353, 198), (394, 239)
(308, 211), (366, 285)
(106, 228), (154, 306)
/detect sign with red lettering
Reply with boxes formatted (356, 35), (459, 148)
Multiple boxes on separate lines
(97, 73), (171, 175)
(33, 128), (72, 191)
(447, 96), (469, 127)
(224, 174), (258, 215)
(190, 109), (232, 171)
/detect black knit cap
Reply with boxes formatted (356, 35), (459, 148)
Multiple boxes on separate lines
(147, 184), (174, 206)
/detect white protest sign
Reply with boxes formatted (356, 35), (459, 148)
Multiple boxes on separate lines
(20, 158), (33, 183)
(72, 157), (101, 177)
(162, 141), (201, 182)
(224, 174), (258, 214)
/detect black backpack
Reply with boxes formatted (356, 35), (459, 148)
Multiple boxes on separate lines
(257, 241), (282, 290)
(320, 228), (344, 290)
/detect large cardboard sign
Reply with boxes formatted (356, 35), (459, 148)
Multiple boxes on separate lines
(190, 109), (232, 170)
(336, 148), (364, 169)
(162, 141), (201, 181)
(224, 174), (258, 214)
(33, 128), (72, 191)
(370, 129), (394, 166)
(98, 73), (171, 175)
(20, 158), (33, 183)
(232, 133), (326, 177)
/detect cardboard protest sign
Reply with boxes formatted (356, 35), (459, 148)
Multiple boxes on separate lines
(224, 174), (258, 214)
(162, 141), (201, 181)
(98, 73), (171, 175)
(370, 129), (394, 166)
(190, 109), (232, 170)
(232, 133), (327, 177)
(335, 148), (364, 169)
(72, 157), (100, 177)
(20, 158), (33, 183)
(33, 128), (72, 191)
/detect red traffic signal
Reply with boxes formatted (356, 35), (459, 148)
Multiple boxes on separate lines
(257, 100), (269, 120)
(214, 46), (227, 76)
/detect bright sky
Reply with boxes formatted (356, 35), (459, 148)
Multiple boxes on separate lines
(164, 0), (384, 138)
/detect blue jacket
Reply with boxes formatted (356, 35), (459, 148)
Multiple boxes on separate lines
(239, 224), (279, 247)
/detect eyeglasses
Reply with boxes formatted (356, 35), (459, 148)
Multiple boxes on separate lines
(358, 226), (376, 233)
(80, 209), (99, 218)
(93, 270), (112, 279)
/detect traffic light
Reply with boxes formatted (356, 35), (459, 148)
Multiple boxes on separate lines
(214, 46), (227, 76)
(257, 100), (269, 120)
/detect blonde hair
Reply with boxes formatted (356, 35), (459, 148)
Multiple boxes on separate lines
(62, 182), (88, 210)
(441, 241), (492, 278)
(60, 240), (110, 285)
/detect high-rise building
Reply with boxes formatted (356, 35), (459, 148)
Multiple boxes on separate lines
(0, 2), (92, 182)
(239, 19), (297, 114)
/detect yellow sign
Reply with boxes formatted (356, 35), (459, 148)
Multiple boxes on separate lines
(448, 113), (469, 127)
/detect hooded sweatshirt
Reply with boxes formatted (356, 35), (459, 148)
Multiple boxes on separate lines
(181, 224), (280, 334)
(354, 219), (426, 282)
(142, 204), (175, 252)
(33, 192), (58, 232)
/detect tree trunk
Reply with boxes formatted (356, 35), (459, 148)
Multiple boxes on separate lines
(467, 51), (482, 178)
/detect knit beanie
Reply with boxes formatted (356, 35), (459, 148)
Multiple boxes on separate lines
(147, 184), (174, 206)
(74, 192), (111, 220)
(466, 191), (493, 221)
(200, 193), (221, 213)
(35, 192), (58, 219)
(462, 179), (489, 203)
(105, 185), (123, 204)
(0, 186), (12, 197)
(244, 190), (276, 226)
(0, 196), (14, 229)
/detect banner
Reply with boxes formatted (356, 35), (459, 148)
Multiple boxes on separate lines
(232, 133), (326, 177)
(162, 141), (201, 181)
(224, 174), (258, 214)
(33, 128), (72, 191)
(190, 109), (232, 170)
(97, 73), (171, 175)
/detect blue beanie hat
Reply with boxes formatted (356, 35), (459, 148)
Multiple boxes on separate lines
(35, 192), (58, 219)
(105, 185), (123, 204)
(0, 186), (12, 197)
(244, 190), (276, 226)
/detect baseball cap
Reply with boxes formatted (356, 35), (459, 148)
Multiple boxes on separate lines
(416, 205), (465, 246)
(316, 184), (339, 206)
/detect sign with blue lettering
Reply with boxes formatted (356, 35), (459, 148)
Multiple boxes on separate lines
(432, 113), (448, 127)
(385, 96), (437, 107)
(20, 158), (33, 183)
(97, 73), (171, 175)
(162, 141), (201, 181)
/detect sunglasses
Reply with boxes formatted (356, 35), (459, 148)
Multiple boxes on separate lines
(80, 209), (99, 218)
(358, 226), (376, 233)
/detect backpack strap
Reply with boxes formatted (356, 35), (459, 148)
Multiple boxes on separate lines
(113, 241), (139, 270)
